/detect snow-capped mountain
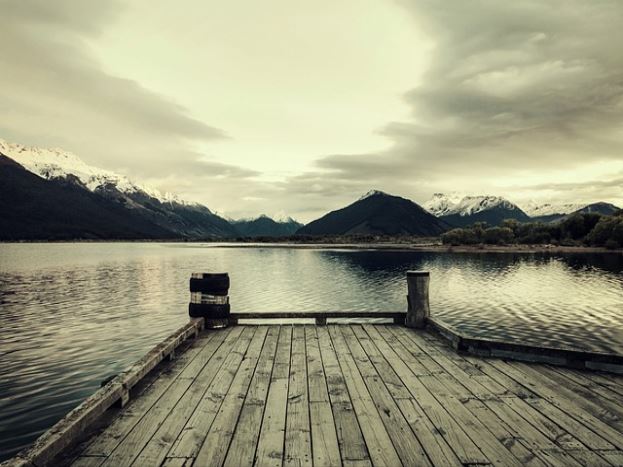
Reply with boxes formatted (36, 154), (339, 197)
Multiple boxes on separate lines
(422, 193), (464, 217)
(0, 138), (237, 238)
(424, 193), (530, 227)
(0, 139), (189, 205)
(522, 201), (620, 223)
(522, 202), (585, 218)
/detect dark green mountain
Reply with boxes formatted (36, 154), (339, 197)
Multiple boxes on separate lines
(0, 154), (238, 240)
(297, 190), (449, 236)
(442, 205), (530, 227)
(232, 215), (303, 237)
(0, 155), (174, 240)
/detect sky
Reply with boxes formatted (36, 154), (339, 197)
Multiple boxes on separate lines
(1, 0), (622, 222)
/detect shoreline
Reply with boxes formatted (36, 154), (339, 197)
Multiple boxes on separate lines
(0, 239), (620, 253)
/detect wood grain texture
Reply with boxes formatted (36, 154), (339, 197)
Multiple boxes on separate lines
(59, 324), (623, 467)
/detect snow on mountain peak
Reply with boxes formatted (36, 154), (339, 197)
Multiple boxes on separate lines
(423, 192), (465, 216)
(424, 193), (520, 217)
(0, 138), (191, 205)
(359, 189), (389, 200)
(522, 201), (586, 217)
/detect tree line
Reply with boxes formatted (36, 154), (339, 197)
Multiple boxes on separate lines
(441, 211), (623, 249)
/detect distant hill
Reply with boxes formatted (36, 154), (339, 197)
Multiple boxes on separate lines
(425, 193), (530, 227)
(297, 190), (449, 236)
(530, 202), (620, 223)
(0, 155), (174, 240)
(232, 215), (303, 237)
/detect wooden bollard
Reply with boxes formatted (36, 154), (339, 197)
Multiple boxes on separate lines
(189, 273), (230, 329)
(406, 271), (430, 329)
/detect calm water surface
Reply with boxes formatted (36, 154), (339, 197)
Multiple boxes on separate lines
(0, 243), (622, 460)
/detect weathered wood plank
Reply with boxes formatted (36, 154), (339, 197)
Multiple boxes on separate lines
(79, 328), (233, 462)
(316, 326), (370, 466)
(374, 326), (490, 465)
(342, 325), (432, 466)
(255, 325), (293, 467)
(304, 326), (341, 467)
(490, 360), (623, 450)
(164, 327), (257, 460)
(101, 327), (251, 466)
(230, 311), (405, 320)
(550, 367), (623, 403)
(400, 328), (611, 465)
(222, 326), (280, 467)
(54, 324), (623, 467)
(192, 326), (269, 467)
(283, 326), (312, 467)
(458, 353), (619, 451)
(327, 325), (403, 466)
(70, 333), (213, 464)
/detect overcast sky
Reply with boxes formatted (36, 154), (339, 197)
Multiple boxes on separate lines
(2, 0), (622, 221)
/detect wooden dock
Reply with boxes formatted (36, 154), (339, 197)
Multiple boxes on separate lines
(40, 322), (623, 467)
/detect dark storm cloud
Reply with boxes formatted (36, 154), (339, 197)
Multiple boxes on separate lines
(297, 0), (623, 205)
(0, 0), (251, 183)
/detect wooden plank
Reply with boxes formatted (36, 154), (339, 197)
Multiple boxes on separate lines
(80, 328), (232, 462)
(533, 364), (623, 417)
(161, 458), (193, 467)
(304, 326), (341, 467)
(230, 311), (405, 320)
(164, 327), (257, 460)
(327, 325), (404, 466)
(316, 326), (370, 466)
(222, 327), (280, 467)
(418, 334), (621, 453)
(283, 326), (312, 467)
(192, 326), (269, 467)
(401, 328), (611, 465)
(350, 326), (411, 400)
(255, 325), (293, 467)
(584, 372), (623, 397)
(361, 326), (461, 466)
(417, 372), (525, 467)
(555, 368), (623, 402)
(363, 325), (545, 466)
(490, 360), (623, 450)
(71, 333), (214, 463)
(512, 361), (623, 433)
(413, 330), (509, 397)
(373, 326), (490, 465)
(419, 331), (623, 464)
(481, 397), (583, 467)
(101, 327), (251, 466)
(341, 326), (432, 466)
(458, 356), (618, 452)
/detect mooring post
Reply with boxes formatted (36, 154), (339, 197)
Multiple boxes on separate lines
(189, 273), (231, 329)
(406, 271), (430, 328)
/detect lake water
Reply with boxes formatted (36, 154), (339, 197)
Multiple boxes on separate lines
(0, 243), (622, 460)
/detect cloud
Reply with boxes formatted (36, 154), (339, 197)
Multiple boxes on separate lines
(287, 0), (623, 210)
(3, 0), (623, 222)
(0, 0), (259, 194)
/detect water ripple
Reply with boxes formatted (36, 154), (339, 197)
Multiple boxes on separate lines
(0, 244), (622, 460)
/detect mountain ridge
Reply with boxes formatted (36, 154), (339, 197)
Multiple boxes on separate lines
(297, 191), (449, 236)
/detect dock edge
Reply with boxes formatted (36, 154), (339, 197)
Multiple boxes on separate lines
(0, 318), (205, 467)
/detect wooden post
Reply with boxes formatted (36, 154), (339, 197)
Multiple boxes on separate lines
(406, 271), (430, 328)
